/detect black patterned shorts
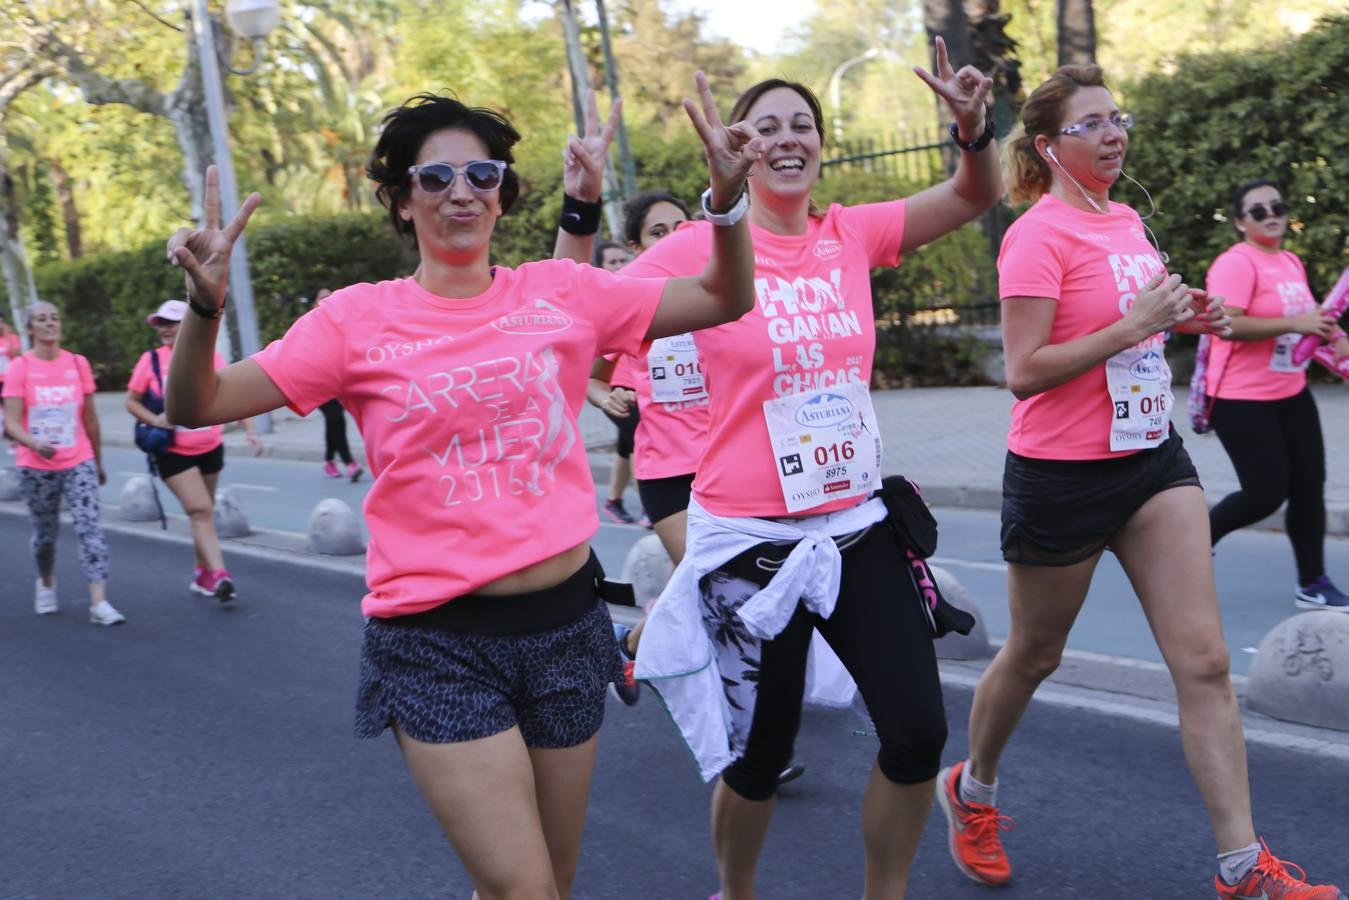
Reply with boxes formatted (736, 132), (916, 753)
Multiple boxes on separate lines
(355, 598), (622, 748)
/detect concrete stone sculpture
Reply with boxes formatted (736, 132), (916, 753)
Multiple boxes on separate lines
(119, 475), (162, 522)
(931, 564), (990, 660)
(307, 498), (365, 556)
(0, 467), (19, 501)
(621, 533), (674, 608)
(1247, 611), (1349, 732)
(214, 486), (251, 538)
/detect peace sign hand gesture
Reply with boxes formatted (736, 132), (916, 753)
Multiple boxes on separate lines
(914, 36), (994, 140)
(166, 166), (261, 315)
(683, 71), (764, 210)
(563, 90), (622, 203)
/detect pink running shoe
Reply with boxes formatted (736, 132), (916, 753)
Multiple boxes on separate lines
(191, 568), (236, 602)
(346, 462), (363, 482)
(190, 565), (209, 593)
(322, 460), (341, 478)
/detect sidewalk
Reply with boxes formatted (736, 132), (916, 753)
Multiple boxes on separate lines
(92, 383), (1349, 535)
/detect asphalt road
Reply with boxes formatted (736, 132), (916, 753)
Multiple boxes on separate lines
(2, 517), (1346, 899)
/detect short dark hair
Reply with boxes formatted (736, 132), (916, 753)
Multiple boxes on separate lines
(593, 240), (627, 267)
(366, 93), (522, 243)
(623, 191), (692, 246)
(1232, 178), (1283, 221)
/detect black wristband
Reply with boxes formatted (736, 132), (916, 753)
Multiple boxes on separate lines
(188, 296), (224, 320)
(559, 194), (602, 236)
(949, 118), (996, 152)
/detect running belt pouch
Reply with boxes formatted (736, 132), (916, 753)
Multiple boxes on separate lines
(133, 349), (176, 454)
(591, 551), (638, 607)
(876, 476), (975, 639)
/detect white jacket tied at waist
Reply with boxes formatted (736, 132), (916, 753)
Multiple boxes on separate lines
(633, 496), (888, 781)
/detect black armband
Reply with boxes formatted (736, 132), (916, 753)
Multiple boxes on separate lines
(559, 194), (602, 236)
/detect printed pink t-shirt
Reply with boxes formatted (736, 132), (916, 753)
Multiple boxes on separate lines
(252, 261), (663, 617)
(0, 333), (20, 383)
(128, 345), (227, 455)
(2, 350), (97, 471)
(620, 339), (710, 481)
(625, 200), (906, 517)
(1204, 243), (1315, 401)
(999, 195), (1169, 460)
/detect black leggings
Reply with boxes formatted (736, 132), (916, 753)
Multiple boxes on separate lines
(320, 399), (353, 464)
(1209, 388), (1325, 585)
(716, 524), (947, 801)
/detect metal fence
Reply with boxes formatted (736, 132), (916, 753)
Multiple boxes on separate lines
(821, 130), (950, 185)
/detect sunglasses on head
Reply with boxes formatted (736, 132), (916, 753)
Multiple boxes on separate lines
(1244, 200), (1287, 221)
(407, 160), (507, 194)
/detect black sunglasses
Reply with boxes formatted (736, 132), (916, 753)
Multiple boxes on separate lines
(1244, 201), (1287, 221)
(407, 160), (507, 194)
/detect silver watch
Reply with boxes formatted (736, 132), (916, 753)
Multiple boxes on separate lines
(701, 188), (749, 227)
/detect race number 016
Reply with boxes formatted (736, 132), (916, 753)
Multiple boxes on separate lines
(813, 440), (855, 466)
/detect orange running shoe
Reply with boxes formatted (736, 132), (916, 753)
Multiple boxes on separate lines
(936, 761), (1014, 886)
(1214, 839), (1346, 899)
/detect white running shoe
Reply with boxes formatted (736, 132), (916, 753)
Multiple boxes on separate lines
(34, 579), (58, 615)
(89, 601), (127, 626)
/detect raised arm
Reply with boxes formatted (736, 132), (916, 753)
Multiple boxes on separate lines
(164, 167), (287, 428)
(553, 91), (622, 264)
(900, 36), (1004, 254)
(644, 72), (763, 340)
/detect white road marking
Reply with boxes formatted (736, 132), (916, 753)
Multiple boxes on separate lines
(930, 555), (1008, 572)
(226, 483), (278, 493)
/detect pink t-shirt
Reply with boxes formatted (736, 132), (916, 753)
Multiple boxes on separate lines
(610, 353), (641, 389)
(621, 339), (710, 481)
(253, 262), (663, 617)
(128, 346), (227, 455)
(2, 350), (97, 471)
(0, 333), (20, 383)
(998, 195), (1169, 460)
(1204, 244), (1315, 401)
(626, 200), (906, 517)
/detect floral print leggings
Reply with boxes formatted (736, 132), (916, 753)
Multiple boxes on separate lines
(18, 460), (109, 583)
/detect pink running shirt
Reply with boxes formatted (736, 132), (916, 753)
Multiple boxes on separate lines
(1204, 244), (1315, 401)
(0, 332), (20, 384)
(252, 261), (663, 617)
(999, 195), (1169, 460)
(128, 346), (227, 455)
(625, 201), (906, 517)
(622, 339), (710, 481)
(2, 350), (97, 471)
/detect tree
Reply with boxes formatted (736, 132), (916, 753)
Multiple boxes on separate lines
(1055, 0), (1095, 65)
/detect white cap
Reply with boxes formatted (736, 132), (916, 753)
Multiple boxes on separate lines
(147, 300), (188, 324)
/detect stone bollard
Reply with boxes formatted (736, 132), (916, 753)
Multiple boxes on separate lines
(931, 564), (990, 660)
(0, 467), (19, 501)
(119, 475), (162, 522)
(621, 533), (674, 608)
(214, 486), (251, 538)
(307, 498), (365, 556)
(1246, 611), (1349, 732)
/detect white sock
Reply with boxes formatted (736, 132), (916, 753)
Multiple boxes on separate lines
(958, 763), (998, 808)
(1217, 842), (1261, 884)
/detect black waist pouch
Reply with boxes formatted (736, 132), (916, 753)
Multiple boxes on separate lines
(876, 475), (975, 639)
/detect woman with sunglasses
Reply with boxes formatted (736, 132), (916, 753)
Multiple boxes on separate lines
(3, 301), (125, 625)
(1203, 180), (1349, 611)
(163, 81), (761, 898)
(934, 67), (1343, 899)
(627, 39), (999, 899)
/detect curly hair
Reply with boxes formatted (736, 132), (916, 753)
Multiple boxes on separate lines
(623, 191), (692, 246)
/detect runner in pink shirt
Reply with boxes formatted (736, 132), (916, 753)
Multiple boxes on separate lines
(2, 301), (125, 625)
(126, 299), (263, 602)
(934, 67), (1342, 900)
(625, 39), (1000, 899)
(161, 80), (763, 898)
(0, 311), (20, 453)
(1205, 179), (1349, 612)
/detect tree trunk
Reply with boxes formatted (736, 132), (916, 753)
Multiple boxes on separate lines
(1056, 0), (1097, 66)
(0, 167), (39, 352)
(923, 0), (974, 177)
(45, 157), (82, 259)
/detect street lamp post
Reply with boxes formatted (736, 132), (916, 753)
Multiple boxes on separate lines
(189, 0), (279, 433)
(828, 47), (882, 144)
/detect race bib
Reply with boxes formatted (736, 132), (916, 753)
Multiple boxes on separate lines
(1270, 333), (1309, 373)
(30, 405), (77, 449)
(647, 334), (707, 403)
(1106, 343), (1173, 452)
(763, 381), (883, 514)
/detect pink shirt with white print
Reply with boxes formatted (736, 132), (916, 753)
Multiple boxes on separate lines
(625, 200), (906, 517)
(1204, 243), (1316, 402)
(253, 261), (663, 618)
(998, 194), (1170, 460)
(128, 346), (227, 455)
(621, 339), (710, 481)
(2, 350), (97, 471)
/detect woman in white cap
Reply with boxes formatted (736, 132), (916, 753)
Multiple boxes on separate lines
(125, 299), (262, 602)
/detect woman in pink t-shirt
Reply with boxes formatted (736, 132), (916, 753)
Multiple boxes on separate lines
(626, 39), (1001, 899)
(1205, 179), (1349, 612)
(936, 67), (1341, 899)
(126, 299), (262, 603)
(161, 83), (762, 898)
(2, 301), (125, 626)
(0, 311), (20, 449)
